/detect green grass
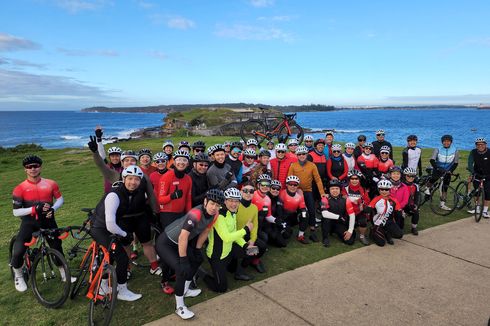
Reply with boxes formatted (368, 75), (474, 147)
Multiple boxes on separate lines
(0, 136), (472, 325)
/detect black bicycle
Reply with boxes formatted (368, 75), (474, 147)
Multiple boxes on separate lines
(417, 168), (459, 216)
(8, 227), (72, 308)
(472, 175), (487, 222)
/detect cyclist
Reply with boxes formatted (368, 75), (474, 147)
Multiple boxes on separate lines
(241, 149), (258, 184)
(251, 174), (278, 242)
(266, 140), (276, 159)
(155, 189), (224, 320)
(303, 135), (315, 151)
(320, 180), (356, 247)
(279, 175), (308, 244)
(189, 153), (211, 207)
(467, 137), (490, 217)
(388, 166), (409, 230)
(246, 139), (258, 153)
(377, 146), (394, 176)
(403, 167), (420, 235)
(225, 141), (243, 184)
(138, 148), (156, 176)
(372, 129), (393, 160)
(250, 150), (272, 187)
(356, 142), (379, 198)
(92, 127), (124, 193)
(271, 143), (295, 189)
(288, 145), (327, 243)
(207, 144), (237, 190)
(91, 165), (148, 301)
(149, 152), (169, 198)
(368, 180), (404, 246)
(426, 134), (460, 211)
(354, 135), (367, 159)
(287, 138), (299, 157)
(342, 170), (371, 245)
(11, 155), (68, 292)
(343, 142), (358, 172)
(204, 188), (255, 292)
(402, 135), (422, 176)
(326, 144), (349, 184)
(307, 138), (328, 191)
(162, 140), (175, 169)
(178, 141), (193, 173)
(265, 180), (290, 247)
(324, 130), (334, 156)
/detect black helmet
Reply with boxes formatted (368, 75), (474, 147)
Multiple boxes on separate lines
(328, 179), (342, 189)
(205, 189), (225, 205)
(193, 153), (210, 163)
(192, 140), (206, 149)
(22, 155), (43, 167)
(441, 135), (453, 142)
(230, 141), (243, 151)
(138, 148), (152, 160)
(258, 149), (271, 157)
(407, 135), (418, 141)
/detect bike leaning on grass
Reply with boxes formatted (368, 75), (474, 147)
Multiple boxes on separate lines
(419, 168), (460, 216)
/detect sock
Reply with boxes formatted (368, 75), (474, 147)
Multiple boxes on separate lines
(132, 243), (137, 251)
(298, 231), (304, 237)
(184, 280), (191, 293)
(150, 261), (159, 270)
(359, 234), (365, 239)
(175, 295), (185, 308)
(13, 267), (23, 277)
(412, 224), (417, 228)
(484, 206), (488, 213)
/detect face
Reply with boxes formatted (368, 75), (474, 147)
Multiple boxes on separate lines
(122, 157), (137, 168)
(408, 140), (417, 147)
(276, 150), (285, 159)
(442, 139), (452, 148)
(224, 145), (230, 153)
(376, 133), (385, 141)
(379, 188), (390, 197)
(24, 163), (42, 178)
(193, 147), (204, 156)
(405, 174), (416, 183)
(194, 161), (209, 174)
(332, 150), (341, 157)
(297, 152), (307, 162)
(288, 144), (297, 152)
(380, 152), (389, 159)
(358, 138), (366, 145)
(286, 182), (299, 192)
(305, 140), (313, 147)
(248, 145), (256, 151)
(245, 156), (256, 164)
(476, 142), (487, 151)
(329, 186), (341, 197)
(349, 176), (360, 186)
(390, 171), (401, 181)
(258, 181), (271, 194)
(139, 154), (151, 166)
(270, 184), (281, 196)
(325, 135), (334, 144)
(267, 143), (274, 150)
(174, 157), (189, 171)
(214, 151), (226, 164)
(259, 156), (270, 166)
(231, 147), (242, 158)
(225, 198), (240, 212)
(204, 198), (221, 216)
(363, 147), (372, 155)
(241, 186), (254, 201)
(155, 159), (167, 170)
(315, 143), (325, 152)
(345, 147), (354, 154)
(163, 146), (173, 155)
(109, 153), (121, 165)
(179, 147), (190, 153)
(124, 175), (141, 191)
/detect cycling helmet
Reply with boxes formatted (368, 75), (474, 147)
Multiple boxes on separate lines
(376, 129), (385, 135)
(271, 180), (282, 188)
(193, 153), (210, 163)
(328, 179), (342, 189)
(363, 142), (373, 149)
(357, 135), (367, 141)
(122, 165), (144, 178)
(207, 145), (216, 155)
(22, 155), (43, 167)
(173, 150), (190, 160)
(162, 140), (174, 149)
(257, 174), (272, 183)
(121, 150), (138, 162)
(407, 134), (418, 141)
(377, 179), (393, 189)
(210, 144), (225, 155)
(314, 138), (326, 146)
(325, 130), (334, 136)
(138, 148), (152, 159)
(475, 137), (487, 144)
(295, 145), (309, 155)
(153, 152), (168, 162)
(331, 144), (342, 151)
(275, 143), (287, 151)
(223, 141), (231, 146)
(246, 139), (258, 146)
(178, 141), (190, 150)
(287, 138), (299, 146)
(286, 175), (300, 184)
(243, 149), (257, 157)
(403, 167), (417, 176)
(389, 166), (402, 174)
(345, 142), (355, 149)
(266, 140), (274, 145)
(107, 146), (122, 155)
(258, 149), (271, 157)
(205, 189), (225, 205)
(304, 135), (314, 142)
(192, 140), (206, 149)
(347, 169), (363, 178)
(230, 141), (243, 150)
(441, 135), (453, 142)
(380, 145), (391, 153)
(224, 187), (242, 200)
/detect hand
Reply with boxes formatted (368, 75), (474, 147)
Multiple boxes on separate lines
(88, 136), (98, 153)
(321, 194), (328, 198)
(45, 207), (55, 219)
(179, 256), (192, 278)
(192, 248), (204, 266)
(34, 203), (47, 220)
(225, 171), (233, 180)
(343, 231), (353, 241)
(95, 126), (103, 141)
(170, 189), (183, 200)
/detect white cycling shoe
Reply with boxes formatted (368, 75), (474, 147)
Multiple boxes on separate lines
(117, 283), (142, 301)
(14, 273), (28, 292)
(184, 288), (202, 298)
(439, 202), (452, 211)
(175, 305), (195, 320)
(59, 267), (77, 283)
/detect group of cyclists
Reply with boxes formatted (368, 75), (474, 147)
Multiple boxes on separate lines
(10, 126), (490, 320)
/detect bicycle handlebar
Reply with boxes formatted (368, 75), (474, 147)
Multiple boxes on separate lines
(24, 227), (73, 247)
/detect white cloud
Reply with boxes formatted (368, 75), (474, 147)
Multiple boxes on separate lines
(0, 57), (46, 69)
(0, 33), (41, 52)
(54, 0), (113, 13)
(249, 0), (274, 8)
(148, 51), (168, 60)
(57, 48), (119, 56)
(136, 0), (155, 9)
(215, 24), (292, 42)
(167, 17), (195, 30)
(257, 15), (292, 22)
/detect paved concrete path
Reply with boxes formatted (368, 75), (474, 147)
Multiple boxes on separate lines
(146, 218), (490, 326)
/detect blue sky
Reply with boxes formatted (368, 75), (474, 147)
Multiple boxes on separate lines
(1, 0), (490, 110)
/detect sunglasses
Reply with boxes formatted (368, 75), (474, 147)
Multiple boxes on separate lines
(259, 182), (271, 187)
(358, 139), (366, 142)
(287, 183), (299, 187)
(242, 188), (254, 194)
(381, 152), (389, 155)
(232, 149), (242, 153)
(245, 156), (256, 159)
(377, 134), (385, 136)
(379, 188), (390, 192)
(25, 164), (41, 169)
(332, 150), (341, 154)
(271, 186), (281, 191)
(194, 148), (204, 153)
(364, 148), (372, 150)
(155, 160), (167, 164)
(297, 153), (307, 156)
(305, 140), (313, 143)
(197, 163), (209, 168)
(277, 150), (286, 154)
(174, 158), (189, 163)
(350, 177), (359, 180)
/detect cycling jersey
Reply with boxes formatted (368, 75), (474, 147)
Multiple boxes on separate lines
(377, 158), (394, 174)
(158, 169), (192, 214)
(389, 181), (409, 210)
(369, 195), (401, 226)
(431, 146), (459, 171)
(270, 156), (296, 189)
(225, 155), (243, 184)
(321, 196), (355, 227)
(164, 205), (218, 244)
(140, 165), (157, 176)
(189, 169), (209, 207)
(342, 184), (370, 215)
(207, 161), (237, 190)
(468, 148), (490, 176)
(236, 201), (259, 243)
(307, 150), (328, 180)
(12, 178), (62, 217)
(402, 146), (422, 174)
(279, 189), (306, 214)
(404, 181), (420, 209)
(357, 153), (379, 170)
(252, 190), (273, 218)
(206, 207), (247, 260)
(343, 153), (357, 172)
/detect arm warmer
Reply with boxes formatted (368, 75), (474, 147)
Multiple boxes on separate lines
(13, 207), (33, 217)
(97, 141), (106, 161)
(52, 196), (64, 211)
(104, 193), (127, 237)
(322, 210), (340, 220)
(348, 213), (355, 234)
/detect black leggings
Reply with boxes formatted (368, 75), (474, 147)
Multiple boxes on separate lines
(11, 217), (64, 269)
(91, 227), (129, 285)
(204, 244), (244, 293)
(371, 219), (403, 247)
(321, 219), (356, 245)
(403, 207), (420, 226)
(303, 191), (316, 229)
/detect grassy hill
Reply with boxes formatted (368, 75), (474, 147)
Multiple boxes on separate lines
(0, 136), (472, 325)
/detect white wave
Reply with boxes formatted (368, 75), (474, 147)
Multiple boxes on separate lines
(334, 129), (364, 133)
(61, 135), (83, 140)
(115, 129), (137, 139)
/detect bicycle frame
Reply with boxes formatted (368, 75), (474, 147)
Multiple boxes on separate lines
(86, 242), (113, 302)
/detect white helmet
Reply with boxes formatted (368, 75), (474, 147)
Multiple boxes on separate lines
(271, 180), (282, 188)
(275, 143), (287, 151)
(295, 145), (309, 155)
(122, 165), (144, 178)
(376, 129), (385, 135)
(345, 142), (355, 149)
(153, 152), (168, 162)
(207, 145), (216, 155)
(377, 179), (392, 189)
(286, 175), (300, 184)
(287, 138), (299, 146)
(304, 135), (314, 141)
(475, 137), (487, 144)
(332, 144), (342, 151)
(246, 139), (258, 146)
(224, 187), (242, 200)
(210, 144), (225, 155)
(173, 150), (190, 160)
(107, 146), (122, 155)
(243, 149), (257, 157)
(121, 150), (138, 162)
(380, 145), (391, 153)
(403, 167), (417, 176)
(347, 169), (363, 178)
(162, 140), (174, 149)
(257, 174), (272, 183)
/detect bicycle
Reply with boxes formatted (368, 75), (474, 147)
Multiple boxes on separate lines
(470, 175), (487, 222)
(66, 208), (94, 261)
(454, 177), (476, 211)
(418, 169), (459, 216)
(240, 107), (304, 145)
(8, 227), (72, 308)
(70, 235), (118, 326)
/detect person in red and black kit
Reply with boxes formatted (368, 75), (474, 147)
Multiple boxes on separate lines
(357, 142), (380, 198)
(278, 176), (307, 244)
(189, 153), (211, 207)
(158, 150), (193, 230)
(326, 144), (349, 184)
(271, 143), (295, 189)
(354, 135), (367, 159)
(307, 138), (329, 199)
(265, 180), (291, 247)
(402, 167), (420, 235)
(342, 169), (371, 245)
(11, 155), (66, 292)
(149, 152), (169, 199)
(377, 146), (394, 176)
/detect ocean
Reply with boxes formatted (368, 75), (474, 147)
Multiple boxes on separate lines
(0, 108), (487, 150)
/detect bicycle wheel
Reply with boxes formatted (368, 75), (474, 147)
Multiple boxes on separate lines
(70, 251), (91, 299)
(454, 181), (468, 210)
(429, 184), (458, 216)
(88, 264), (117, 326)
(240, 120), (267, 145)
(278, 121), (304, 144)
(474, 188), (484, 222)
(31, 247), (71, 308)
(66, 226), (92, 261)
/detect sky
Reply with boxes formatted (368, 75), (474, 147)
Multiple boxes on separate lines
(1, 0), (490, 110)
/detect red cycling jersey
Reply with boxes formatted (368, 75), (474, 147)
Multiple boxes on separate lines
(377, 158), (394, 174)
(279, 189), (306, 213)
(342, 184), (370, 215)
(140, 165), (157, 176)
(12, 178), (62, 216)
(252, 190), (272, 217)
(357, 154), (379, 170)
(158, 169), (192, 214)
